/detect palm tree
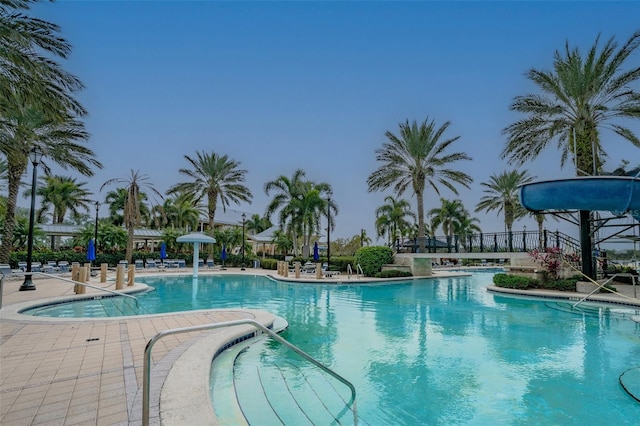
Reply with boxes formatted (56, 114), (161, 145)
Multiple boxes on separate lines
(30, 174), (92, 248)
(367, 118), (473, 252)
(475, 170), (534, 234)
(162, 191), (202, 232)
(374, 196), (416, 246)
(271, 229), (293, 256)
(0, 2), (98, 263)
(0, 103), (100, 263)
(454, 213), (482, 252)
(428, 198), (467, 239)
(101, 170), (163, 263)
(502, 31), (640, 175)
(264, 169), (335, 255)
(0, 0), (86, 119)
(245, 213), (271, 235)
(0, 156), (7, 192)
(168, 151), (252, 258)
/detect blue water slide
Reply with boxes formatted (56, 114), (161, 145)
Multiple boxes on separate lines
(519, 176), (640, 221)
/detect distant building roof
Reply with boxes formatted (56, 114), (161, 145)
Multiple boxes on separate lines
(38, 224), (163, 239)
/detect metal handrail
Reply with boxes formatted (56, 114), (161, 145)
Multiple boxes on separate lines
(142, 318), (358, 426)
(36, 272), (139, 309)
(356, 264), (364, 276)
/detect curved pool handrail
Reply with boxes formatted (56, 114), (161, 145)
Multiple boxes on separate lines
(142, 318), (358, 426)
(36, 272), (139, 309)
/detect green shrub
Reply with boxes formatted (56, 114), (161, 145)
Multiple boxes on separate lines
(354, 246), (394, 277)
(540, 278), (578, 291)
(492, 273), (537, 289)
(260, 258), (278, 270)
(375, 269), (413, 278)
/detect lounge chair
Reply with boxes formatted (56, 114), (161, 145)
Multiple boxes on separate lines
(177, 259), (186, 269)
(58, 261), (70, 273)
(31, 262), (42, 273)
(146, 259), (157, 269)
(0, 264), (13, 276)
(206, 259), (215, 268)
(18, 261), (27, 272)
(118, 260), (128, 270)
(198, 258), (204, 268)
(134, 259), (144, 270)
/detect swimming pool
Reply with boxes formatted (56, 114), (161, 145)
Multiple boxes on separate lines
(25, 272), (640, 423)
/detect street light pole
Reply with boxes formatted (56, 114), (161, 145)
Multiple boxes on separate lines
(20, 147), (42, 291)
(94, 201), (100, 266)
(327, 191), (332, 272)
(241, 213), (246, 270)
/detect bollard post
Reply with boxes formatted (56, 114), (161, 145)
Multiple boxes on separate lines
(295, 262), (301, 278)
(100, 263), (107, 283)
(72, 263), (80, 293)
(128, 266), (135, 286)
(316, 263), (322, 279)
(116, 265), (124, 290)
(284, 262), (289, 277)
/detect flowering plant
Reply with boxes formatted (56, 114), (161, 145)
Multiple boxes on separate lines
(529, 247), (576, 280)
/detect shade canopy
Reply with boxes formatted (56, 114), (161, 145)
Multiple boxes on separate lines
(176, 232), (216, 279)
(176, 232), (216, 244)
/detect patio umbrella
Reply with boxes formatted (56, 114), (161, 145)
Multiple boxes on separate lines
(87, 239), (96, 264)
(313, 241), (319, 262)
(160, 242), (167, 266)
(176, 232), (216, 279)
(221, 244), (227, 269)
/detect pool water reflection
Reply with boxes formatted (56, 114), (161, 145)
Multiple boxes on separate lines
(26, 272), (640, 424)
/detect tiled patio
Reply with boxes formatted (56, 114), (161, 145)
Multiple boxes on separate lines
(1, 267), (638, 425)
(0, 270), (275, 425)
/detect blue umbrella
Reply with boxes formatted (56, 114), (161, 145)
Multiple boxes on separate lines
(313, 241), (319, 261)
(221, 244), (227, 269)
(87, 238), (96, 262)
(160, 242), (167, 267)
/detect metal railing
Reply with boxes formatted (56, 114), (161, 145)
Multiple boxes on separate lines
(37, 272), (139, 309)
(396, 229), (582, 255)
(142, 318), (357, 426)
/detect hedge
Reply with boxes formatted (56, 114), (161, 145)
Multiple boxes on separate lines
(354, 246), (394, 277)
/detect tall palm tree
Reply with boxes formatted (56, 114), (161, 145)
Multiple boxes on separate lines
(101, 170), (163, 263)
(29, 174), (92, 248)
(502, 31), (640, 175)
(475, 170), (534, 233)
(168, 150), (252, 241)
(265, 169), (307, 254)
(264, 169), (335, 255)
(162, 191), (202, 232)
(0, 103), (100, 262)
(428, 198), (467, 239)
(374, 196), (416, 246)
(245, 213), (271, 235)
(367, 118), (473, 252)
(33, 175), (92, 223)
(104, 187), (151, 228)
(0, 0), (86, 119)
(0, 2), (98, 263)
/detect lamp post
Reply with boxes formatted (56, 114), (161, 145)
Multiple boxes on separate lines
(20, 147), (42, 291)
(241, 213), (246, 270)
(327, 191), (332, 272)
(94, 201), (100, 266)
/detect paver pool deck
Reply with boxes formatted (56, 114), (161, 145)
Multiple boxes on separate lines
(1, 267), (638, 425)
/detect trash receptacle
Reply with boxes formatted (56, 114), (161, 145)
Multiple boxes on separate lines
(253, 260), (260, 268)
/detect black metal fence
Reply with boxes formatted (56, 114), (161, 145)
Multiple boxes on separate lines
(397, 230), (581, 255)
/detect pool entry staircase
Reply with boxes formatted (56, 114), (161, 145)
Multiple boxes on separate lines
(143, 319), (360, 425)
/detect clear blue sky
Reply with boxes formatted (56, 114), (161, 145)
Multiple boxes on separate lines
(30, 1), (640, 245)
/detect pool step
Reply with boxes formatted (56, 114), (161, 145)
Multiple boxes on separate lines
(233, 340), (359, 425)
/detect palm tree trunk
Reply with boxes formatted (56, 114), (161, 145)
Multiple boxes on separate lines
(0, 161), (28, 263)
(416, 191), (426, 252)
(126, 226), (134, 263)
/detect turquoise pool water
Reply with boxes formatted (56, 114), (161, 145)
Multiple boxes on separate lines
(25, 272), (640, 424)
